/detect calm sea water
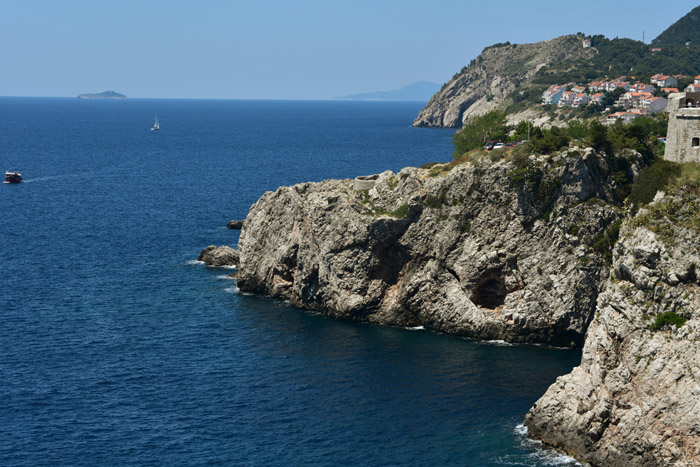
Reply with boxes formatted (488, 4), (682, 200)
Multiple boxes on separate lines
(0, 98), (581, 466)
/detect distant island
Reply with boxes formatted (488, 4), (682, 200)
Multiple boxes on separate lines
(336, 81), (440, 102)
(77, 90), (127, 99)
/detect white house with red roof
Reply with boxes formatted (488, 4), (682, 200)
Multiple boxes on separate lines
(618, 91), (653, 109)
(686, 83), (700, 93)
(630, 83), (656, 93)
(640, 96), (668, 114)
(588, 81), (607, 92)
(557, 91), (577, 107)
(606, 111), (640, 124)
(606, 80), (631, 92)
(695, 75), (700, 85)
(591, 93), (605, 105)
(651, 75), (677, 87)
(542, 85), (566, 105)
(572, 93), (590, 108)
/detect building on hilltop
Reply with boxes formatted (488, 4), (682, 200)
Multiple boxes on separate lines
(664, 92), (700, 163)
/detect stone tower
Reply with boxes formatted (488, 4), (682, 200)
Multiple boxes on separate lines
(665, 92), (700, 163)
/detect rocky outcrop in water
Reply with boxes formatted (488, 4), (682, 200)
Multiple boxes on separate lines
(198, 245), (239, 267)
(227, 220), (245, 229)
(236, 148), (642, 346)
(524, 190), (700, 466)
(412, 35), (592, 128)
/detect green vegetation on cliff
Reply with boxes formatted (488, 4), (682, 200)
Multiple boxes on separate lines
(533, 36), (700, 85)
(649, 311), (688, 330)
(630, 163), (700, 245)
(652, 5), (700, 47)
(453, 111), (665, 161)
(452, 111), (509, 155)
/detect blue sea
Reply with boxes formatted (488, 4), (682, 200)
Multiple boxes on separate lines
(0, 98), (581, 466)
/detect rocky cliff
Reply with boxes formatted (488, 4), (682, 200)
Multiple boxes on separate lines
(412, 35), (593, 128)
(524, 189), (700, 465)
(236, 148), (642, 347)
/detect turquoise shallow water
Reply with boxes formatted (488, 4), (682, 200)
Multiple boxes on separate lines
(0, 97), (581, 466)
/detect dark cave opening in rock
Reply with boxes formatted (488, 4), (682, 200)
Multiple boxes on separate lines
(471, 275), (507, 310)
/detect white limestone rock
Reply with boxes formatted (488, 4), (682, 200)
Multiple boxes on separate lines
(235, 148), (639, 346)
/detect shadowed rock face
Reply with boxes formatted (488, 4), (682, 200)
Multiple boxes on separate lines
(227, 220), (244, 229)
(413, 35), (594, 128)
(525, 191), (700, 466)
(236, 148), (641, 347)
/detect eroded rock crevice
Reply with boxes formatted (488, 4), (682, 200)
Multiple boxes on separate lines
(471, 272), (507, 310)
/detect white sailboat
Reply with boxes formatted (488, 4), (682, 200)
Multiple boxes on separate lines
(151, 114), (160, 131)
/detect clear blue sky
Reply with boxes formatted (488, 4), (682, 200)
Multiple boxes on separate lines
(1, 0), (698, 99)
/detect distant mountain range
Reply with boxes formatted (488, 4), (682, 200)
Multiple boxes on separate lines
(77, 90), (127, 99)
(337, 81), (441, 102)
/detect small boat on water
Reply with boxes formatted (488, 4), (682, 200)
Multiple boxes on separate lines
(5, 171), (23, 184)
(151, 115), (160, 131)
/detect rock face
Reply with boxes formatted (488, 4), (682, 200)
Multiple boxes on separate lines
(524, 191), (700, 465)
(198, 245), (239, 267)
(237, 148), (642, 346)
(413, 35), (593, 128)
(227, 220), (245, 229)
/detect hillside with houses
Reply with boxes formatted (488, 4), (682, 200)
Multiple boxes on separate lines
(414, 8), (700, 129)
(541, 73), (700, 124)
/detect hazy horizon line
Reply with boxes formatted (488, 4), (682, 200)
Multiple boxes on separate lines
(0, 94), (433, 103)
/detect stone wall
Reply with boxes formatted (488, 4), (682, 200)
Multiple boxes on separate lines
(664, 92), (700, 163)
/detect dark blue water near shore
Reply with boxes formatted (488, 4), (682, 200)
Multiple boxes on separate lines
(1, 98), (581, 466)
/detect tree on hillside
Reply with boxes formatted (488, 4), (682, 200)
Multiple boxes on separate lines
(453, 111), (508, 156)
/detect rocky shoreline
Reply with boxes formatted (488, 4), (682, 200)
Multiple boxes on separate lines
(524, 190), (700, 466)
(205, 149), (699, 465)
(234, 148), (638, 347)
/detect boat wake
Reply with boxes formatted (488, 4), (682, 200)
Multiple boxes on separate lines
(185, 260), (205, 266)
